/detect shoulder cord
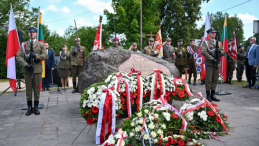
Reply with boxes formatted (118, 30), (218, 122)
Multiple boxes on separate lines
(21, 43), (30, 57)
(59, 51), (66, 60)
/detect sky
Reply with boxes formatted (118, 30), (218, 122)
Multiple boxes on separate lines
(30, 0), (259, 40)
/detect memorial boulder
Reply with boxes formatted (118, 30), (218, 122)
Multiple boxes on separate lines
(78, 48), (180, 93)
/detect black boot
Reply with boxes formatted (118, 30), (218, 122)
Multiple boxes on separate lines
(206, 90), (211, 102)
(34, 101), (40, 115)
(211, 90), (220, 102)
(26, 101), (33, 116)
(188, 76), (191, 84)
(225, 78), (228, 83)
(193, 78), (196, 86)
(228, 78), (232, 84)
(201, 79), (204, 85)
(72, 80), (77, 93)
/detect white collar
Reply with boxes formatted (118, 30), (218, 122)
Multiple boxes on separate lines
(149, 45), (153, 48)
(30, 39), (36, 43)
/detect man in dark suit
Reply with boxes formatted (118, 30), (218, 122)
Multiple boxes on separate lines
(42, 42), (54, 91)
(243, 37), (259, 89)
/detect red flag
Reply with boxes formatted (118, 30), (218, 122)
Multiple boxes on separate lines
(93, 23), (102, 50)
(228, 31), (238, 61)
(200, 13), (211, 81)
(154, 27), (163, 57)
(6, 5), (20, 92)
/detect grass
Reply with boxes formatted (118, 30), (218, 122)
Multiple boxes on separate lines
(0, 79), (10, 82)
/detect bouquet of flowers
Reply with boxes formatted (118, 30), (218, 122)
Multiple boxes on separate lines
(171, 77), (193, 101)
(180, 98), (229, 132)
(144, 71), (175, 102)
(79, 82), (123, 125)
(162, 134), (205, 146)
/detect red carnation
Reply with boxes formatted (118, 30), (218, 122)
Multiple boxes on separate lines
(116, 114), (120, 117)
(180, 89), (184, 93)
(166, 96), (171, 101)
(86, 118), (94, 124)
(175, 88), (179, 93)
(187, 139), (190, 142)
(178, 92), (184, 98)
(171, 91), (175, 96)
(178, 140), (185, 146)
(205, 104), (210, 107)
(168, 137), (172, 142)
(171, 139), (177, 144)
(215, 108), (219, 112)
(121, 100), (126, 105)
(171, 113), (178, 119)
(122, 105), (127, 110)
(147, 90), (151, 93)
(196, 144), (199, 146)
(223, 114), (228, 121)
(158, 140), (162, 145)
(212, 103), (218, 107)
(216, 116), (221, 123)
(165, 142), (170, 146)
(120, 96), (124, 101)
(193, 129), (196, 133)
(115, 128), (119, 132)
(131, 99), (134, 104)
(198, 129), (202, 133)
(143, 92), (146, 97)
(83, 112), (91, 117)
(122, 91), (126, 96)
(207, 111), (215, 116)
(176, 137), (181, 140)
(166, 91), (171, 95)
(192, 125), (194, 129)
(91, 106), (99, 114)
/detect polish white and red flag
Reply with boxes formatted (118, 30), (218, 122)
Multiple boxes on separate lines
(154, 27), (163, 58)
(5, 5), (20, 92)
(93, 23), (102, 50)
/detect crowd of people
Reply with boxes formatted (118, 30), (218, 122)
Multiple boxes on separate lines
(16, 26), (258, 115)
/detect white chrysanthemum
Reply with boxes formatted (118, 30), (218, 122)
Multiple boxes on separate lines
(162, 124), (166, 129)
(190, 98), (201, 104)
(162, 112), (171, 121)
(82, 100), (87, 108)
(138, 119), (143, 125)
(154, 114), (159, 118)
(131, 122), (135, 127)
(157, 129), (162, 135)
(186, 111), (194, 121)
(153, 139), (158, 143)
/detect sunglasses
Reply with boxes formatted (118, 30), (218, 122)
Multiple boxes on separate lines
(167, 41), (171, 42)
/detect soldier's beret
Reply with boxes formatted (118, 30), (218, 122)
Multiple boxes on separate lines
(239, 44), (244, 48)
(28, 26), (37, 33)
(166, 37), (171, 41)
(148, 37), (154, 41)
(132, 42), (137, 46)
(228, 39), (232, 42)
(75, 38), (80, 41)
(177, 39), (183, 43)
(113, 37), (119, 41)
(190, 39), (195, 42)
(206, 28), (216, 33)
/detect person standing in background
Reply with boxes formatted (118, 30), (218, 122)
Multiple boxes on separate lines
(42, 42), (54, 91)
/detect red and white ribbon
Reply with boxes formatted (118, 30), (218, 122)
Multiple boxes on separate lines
(150, 69), (165, 101)
(207, 132), (227, 142)
(116, 132), (128, 146)
(141, 116), (152, 146)
(187, 46), (195, 54)
(127, 68), (144, 112)
(96, 85), (116, 144)
(196, 92), (229, 134)
(115, 72), (132, 117)
(172, 77), (193, 97)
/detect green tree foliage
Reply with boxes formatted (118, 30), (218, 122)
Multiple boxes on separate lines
(104, 0), (162, 49)
(159, 0), (209, 47)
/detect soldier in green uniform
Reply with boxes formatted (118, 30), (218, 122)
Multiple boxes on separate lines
(201, 28), (225, 102)
(109, 37), (124, 49)
(236, 44), (246, 82)
(187, 39), (198, 85)
(162, 37), (175, 64)
(128, 42), (140, 52)
(70, 38), (86, 93)
(226, 39), (235, 84)
(175, 39), (187, 77)
(143, 38), (160, 57)
(16, 26), (48, 116)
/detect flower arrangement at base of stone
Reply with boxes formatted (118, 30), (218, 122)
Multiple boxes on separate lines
(79, 82), (123, 125)
(144, 71), (175, 102)
(180, 98), (229, 132)
(171, 77), (193, 101)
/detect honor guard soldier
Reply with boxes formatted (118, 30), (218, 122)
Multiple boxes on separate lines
(110, 37), (123, 49)
(143, 37), (160, 57)
(16, 26), (48, 116)
(201, 28), (225, 102)
(226, 39), (235, 84)
(187, 39), (198, 85)
(70, 38), (86, 93)
(162, 37), (176, 64)
(175, 39), (187, 77)
(236, 44), (246, 82)
(128, 42), (141, 52)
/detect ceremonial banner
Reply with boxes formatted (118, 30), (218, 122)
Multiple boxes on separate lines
(220, 14), (228, 82)
(6, 5), (20, 92)
(154, 27), (163, 58)
(228, 31), (238, 61)
(37, 8), (45, 90)
(194, 37), (204, 74)
(93, 22), (102, 50)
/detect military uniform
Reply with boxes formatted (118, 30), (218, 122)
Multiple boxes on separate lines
(16, 26), (48, 116)
(201, 28), (225, 102)
(109, 37), (124, 49)
(236, 48), (246, 82)
(226, 41), (235, 84)
(187, 41), (198, 85)
(163, 37), (175, 64)
(55, 50), (70, 77)
(143, 45), (159, 57)
(175, 39), (187, 77)
(70, 38), (86, 93)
